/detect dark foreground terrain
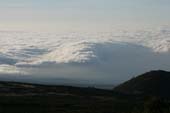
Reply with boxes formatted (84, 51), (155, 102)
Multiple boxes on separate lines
(0, 81), (134, 113)
(0, 70), (170, 113)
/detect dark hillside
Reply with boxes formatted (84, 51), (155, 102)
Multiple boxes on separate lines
(0, 81), (135, 113)
(114, 70), (170, 98)
(0, 70), (170, 113)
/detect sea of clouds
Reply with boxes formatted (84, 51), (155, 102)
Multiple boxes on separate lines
(0, 27), (170, 85)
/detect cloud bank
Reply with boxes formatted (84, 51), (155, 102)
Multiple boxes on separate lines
(0, 27), (170, 84)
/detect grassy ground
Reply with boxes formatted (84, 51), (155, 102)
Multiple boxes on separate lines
(0, 81), (169, 113)
(0, 94), (137, 113)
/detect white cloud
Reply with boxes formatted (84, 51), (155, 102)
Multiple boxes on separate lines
(0, 28), (169, 65)
(0, 27), (170, 83)
(0, 64), (25, 74)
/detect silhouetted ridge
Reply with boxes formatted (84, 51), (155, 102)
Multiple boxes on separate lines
(114, 70), (170, 97)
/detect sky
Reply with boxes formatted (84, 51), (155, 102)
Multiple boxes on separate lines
(0, 0), (170, 86)
(0, 0), (170, 32)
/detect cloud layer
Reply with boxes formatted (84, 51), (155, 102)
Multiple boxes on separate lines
(0, 28), (170, 84)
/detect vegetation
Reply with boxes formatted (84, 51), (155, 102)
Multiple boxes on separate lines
(132, 97), (170, 113)
(0, 70), (170, 113)
(114, 70), (170, 98)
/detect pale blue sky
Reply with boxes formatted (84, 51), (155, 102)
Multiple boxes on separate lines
(0, 0), (170, 32)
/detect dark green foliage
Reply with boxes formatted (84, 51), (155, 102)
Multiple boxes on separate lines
(143, 97), (170, 113)
(132, 97), (170, 113)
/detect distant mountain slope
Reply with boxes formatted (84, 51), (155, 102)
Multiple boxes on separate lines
(0, 81), (115, 97)
(114, 70), (170, 98)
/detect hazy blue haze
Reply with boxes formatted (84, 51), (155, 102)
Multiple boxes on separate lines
(0, 0), (169, 31)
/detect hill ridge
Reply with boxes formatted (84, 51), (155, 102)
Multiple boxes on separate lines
(114, 70), (170, 98)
